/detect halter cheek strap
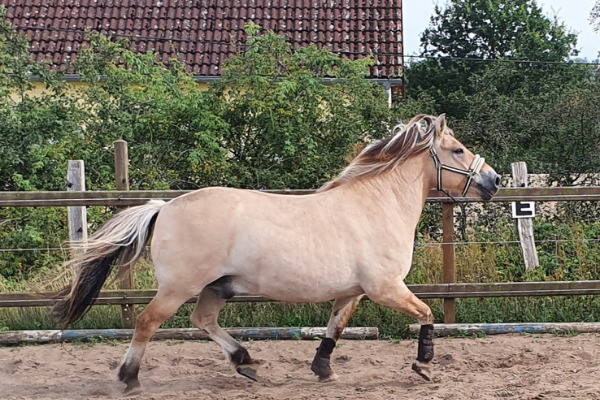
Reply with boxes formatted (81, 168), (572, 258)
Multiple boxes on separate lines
(430, 147), (485, 197)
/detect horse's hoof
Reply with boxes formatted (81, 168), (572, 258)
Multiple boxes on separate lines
(123, 380), (142, 395)
(318, 372), (339, 382)
(311, 356), (333, 381)
(236, 366), (258, 381)
(411, 361), (432, 381)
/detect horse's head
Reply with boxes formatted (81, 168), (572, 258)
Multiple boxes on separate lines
(430, 115), (500, 200)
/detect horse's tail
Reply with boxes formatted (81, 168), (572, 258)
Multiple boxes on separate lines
(53, 200), (166, 328)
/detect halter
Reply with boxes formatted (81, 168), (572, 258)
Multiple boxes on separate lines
(430, 147), (485, 197)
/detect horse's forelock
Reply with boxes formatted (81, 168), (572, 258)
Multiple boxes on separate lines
(379, 115), (437, 158)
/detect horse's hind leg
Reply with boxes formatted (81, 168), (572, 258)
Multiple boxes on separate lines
(367, 280), (434, 381)
(190, 288), (258, 381)
(311, 295), (364, 381)
(118, 288), (192, 393)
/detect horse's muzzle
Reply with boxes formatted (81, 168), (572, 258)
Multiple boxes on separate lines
(475, 170), (501, 201)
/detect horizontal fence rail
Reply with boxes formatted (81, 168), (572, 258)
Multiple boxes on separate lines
(0, 327), (380, 344)
(2, 186), (600, 207)
(3, 184), (600, 326)
(2, 281), (599, 308)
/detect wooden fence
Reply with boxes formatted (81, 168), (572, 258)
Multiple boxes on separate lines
(2, 186), (600, 326)
(2, 139), (600, 326)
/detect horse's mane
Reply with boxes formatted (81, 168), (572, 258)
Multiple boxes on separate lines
(318, 114), (451, 192)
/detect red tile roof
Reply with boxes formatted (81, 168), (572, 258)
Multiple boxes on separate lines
(2, 0), (403, 79)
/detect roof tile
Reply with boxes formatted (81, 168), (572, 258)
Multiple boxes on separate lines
(2, 0), (403, 78)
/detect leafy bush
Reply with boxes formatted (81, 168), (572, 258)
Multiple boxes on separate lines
(209, 23), (394, 189)
(0, 16), (396, 277)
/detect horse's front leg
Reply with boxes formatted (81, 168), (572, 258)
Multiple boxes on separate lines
(311, 295), (364, 381)
(367, 281), (434, 381)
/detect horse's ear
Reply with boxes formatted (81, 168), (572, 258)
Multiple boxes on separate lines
(435, 114), (447, 137)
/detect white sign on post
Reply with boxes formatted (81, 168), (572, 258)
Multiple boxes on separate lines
(512, 201), (535, 219)
(511, 161), (539, 270)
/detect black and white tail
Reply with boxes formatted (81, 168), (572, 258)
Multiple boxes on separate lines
(53, 200), (166, 327)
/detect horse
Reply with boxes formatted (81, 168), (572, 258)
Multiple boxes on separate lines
(52, 114), (500, 392)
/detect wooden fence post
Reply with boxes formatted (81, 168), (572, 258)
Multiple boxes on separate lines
(114, 140), (135, 329)
(442, 202), (456, 324)
(511, 162), (539, 270)
(66, 160), (88, 248)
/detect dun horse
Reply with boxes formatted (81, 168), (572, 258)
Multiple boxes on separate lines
(53, 114), (500, 392)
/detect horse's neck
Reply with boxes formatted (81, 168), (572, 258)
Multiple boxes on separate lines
(337, 154), (433, 232)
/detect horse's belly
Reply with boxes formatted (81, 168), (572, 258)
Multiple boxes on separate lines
(230, 273), (363, 303)
(219, 205), (370, 302)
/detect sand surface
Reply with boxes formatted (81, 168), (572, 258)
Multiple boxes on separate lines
(2, 334), (599, 399)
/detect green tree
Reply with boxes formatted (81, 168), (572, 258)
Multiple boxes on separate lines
(401, 0), (600, 181)
(209, 23), (394, 189)
(0, 18), (396, 276)
(0, 6), (78, 191)
(421, 0), (577, 60)
(72, 32), (229, 190)
(591, 1), (600, 32)
(405, 0), (578, 118)
(454, 62), (600, 177)
(0, 5), (83, 277)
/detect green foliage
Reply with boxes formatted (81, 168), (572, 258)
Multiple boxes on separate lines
(0, 18), (396, 277)
(0, 6), (83, 277)
(209, 25), (393, 189)
(591, 1), (600, 33)
(2, 8), (600, 335)
(421, 0), (577, 60)
(409, 0), (578, 114)
(0, 6), (79, 192)
(405, 0), (600, 178)
(454, 62), (600, 177)
(0, 208), (67, 277)
(72, 32), (230, 190)
(406, 0), (578, 118)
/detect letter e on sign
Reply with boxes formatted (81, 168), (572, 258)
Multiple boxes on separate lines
(512, 201), (535, 218)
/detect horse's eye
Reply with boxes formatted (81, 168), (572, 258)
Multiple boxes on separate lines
(453, 148), (464, 154)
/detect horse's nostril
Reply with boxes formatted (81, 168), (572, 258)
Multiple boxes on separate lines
(495, 175), (501, 186)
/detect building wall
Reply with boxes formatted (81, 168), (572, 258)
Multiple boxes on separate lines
(10, 80), (210, 102)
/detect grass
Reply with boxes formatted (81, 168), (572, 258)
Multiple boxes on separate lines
(2, 210), (600, 339)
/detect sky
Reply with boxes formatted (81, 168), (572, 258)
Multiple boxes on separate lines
(403, 0), (600, 61)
